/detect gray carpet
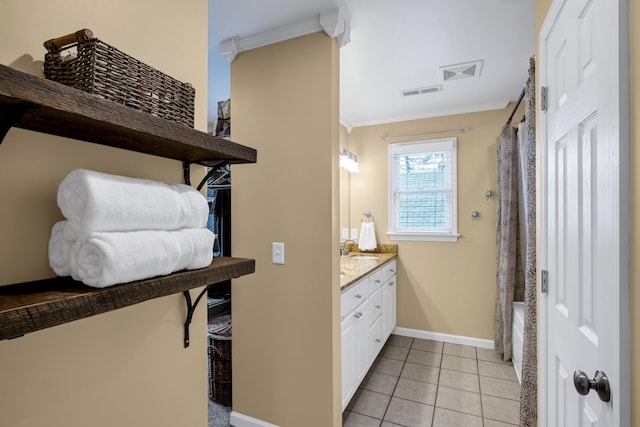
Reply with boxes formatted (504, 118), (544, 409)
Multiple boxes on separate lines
(208, 398), (231, 427)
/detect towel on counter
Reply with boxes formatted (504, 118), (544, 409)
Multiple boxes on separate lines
(358, 221), (377, 251)
(69, 228), (215, 288)
(57, 169), (209, 236)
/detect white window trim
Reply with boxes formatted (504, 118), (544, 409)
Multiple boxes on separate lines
(387, 231), (460, 242)
(387, 137), (459, 243)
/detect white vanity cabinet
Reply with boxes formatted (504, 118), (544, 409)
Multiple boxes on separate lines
(366, 269), (384, 366)
(381, 259), (397, 342)
(367, 286), (384, 365)
(341, 277), (370, 410)
(341, 258), (397, 411)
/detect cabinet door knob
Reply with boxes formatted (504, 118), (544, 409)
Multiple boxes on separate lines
(375, 279), (381, 284)
(389, 281), (395, 286)
(355, 294), (362, 299)
(390, 269), (395, 273)
(375, 305), (381, 309)
(376, 338), (381, 343)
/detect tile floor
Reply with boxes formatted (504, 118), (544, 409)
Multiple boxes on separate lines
(343, 334), (521, 427)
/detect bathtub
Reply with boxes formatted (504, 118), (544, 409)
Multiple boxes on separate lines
(512, 301), (524, 384)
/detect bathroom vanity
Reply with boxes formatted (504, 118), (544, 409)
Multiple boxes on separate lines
(340, 254), (397, 411)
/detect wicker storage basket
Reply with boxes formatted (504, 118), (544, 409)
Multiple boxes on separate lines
(209, 378), (232, 407)
(208, 322), (232, 406)
(43, 29), (195, 127)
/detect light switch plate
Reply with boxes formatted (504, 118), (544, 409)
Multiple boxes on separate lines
(350, 228), (358, 239)
(272, 242), (284, 265)
(341, 228), (349, 239)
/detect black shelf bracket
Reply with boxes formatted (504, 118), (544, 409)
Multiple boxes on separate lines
(0, 103), (32, 144)
(183, 161), (192, 186)
(184, 160), (228, 191)
(183, 286), (211, 348)
(180, 160), (229, 348)
(196, 166), (219, 191)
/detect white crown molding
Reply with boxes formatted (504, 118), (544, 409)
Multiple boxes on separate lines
(219, 38), (238, 63)
(345, 100), (509, 129)
(339, 115), (353, 133)
(338, 19), (351, 48)
(320, 8), (344, 37)
(219, 8), (350, 62)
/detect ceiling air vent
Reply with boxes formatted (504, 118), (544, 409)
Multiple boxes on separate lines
(400, 84), (442, 97)
(439, 60), (483, 82)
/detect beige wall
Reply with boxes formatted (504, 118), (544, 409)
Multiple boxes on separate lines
(347, 108), (511, 340)
(536, 1), (639, 425)
(0, 1), (209, 426)
(230, 33), (342, 426)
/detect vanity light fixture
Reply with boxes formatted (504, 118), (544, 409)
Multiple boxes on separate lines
(339, 149), (359, 173)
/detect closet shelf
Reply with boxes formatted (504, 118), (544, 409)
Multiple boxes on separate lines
(0, 257), (255, 341)
(0, 64), (256, 166)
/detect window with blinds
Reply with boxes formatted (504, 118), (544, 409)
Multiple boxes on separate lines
(388, 137), (459, 242)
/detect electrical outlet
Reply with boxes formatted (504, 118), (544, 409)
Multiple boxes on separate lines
(350, 228), (358, 239)
(272, 242), (284, 265)
(341, 228), (349, 239)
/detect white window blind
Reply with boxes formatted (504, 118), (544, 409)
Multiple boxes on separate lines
(387, 138), (459, 242)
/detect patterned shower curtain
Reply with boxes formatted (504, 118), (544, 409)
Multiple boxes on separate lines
(495, 57), (537, 427)
(519, 57), (537, 427)
(494, 122), (519, 362)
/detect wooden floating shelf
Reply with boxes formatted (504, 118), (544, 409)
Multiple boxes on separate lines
(0, 64), (256, 166)
(0, 257), (255, 340)
(0, 65), (257, 345)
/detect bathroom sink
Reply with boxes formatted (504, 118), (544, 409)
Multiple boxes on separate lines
(349, 255), (379, 260)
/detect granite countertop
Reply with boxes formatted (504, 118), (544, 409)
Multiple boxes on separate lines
(340, 252), (397, 291)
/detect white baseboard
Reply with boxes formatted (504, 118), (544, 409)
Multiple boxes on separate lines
(393, 326), (494, 349)
(229, 411), (280, 427)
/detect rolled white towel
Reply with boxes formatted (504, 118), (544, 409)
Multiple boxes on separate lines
(69, 228), (214, 288)
(48, 220), (75, 276)
(57, 169), (209, 235)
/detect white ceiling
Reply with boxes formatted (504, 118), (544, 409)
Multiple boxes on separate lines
(208, 0), (535, 129)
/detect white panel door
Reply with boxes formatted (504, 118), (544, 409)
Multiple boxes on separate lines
(539, 0), (629, 426)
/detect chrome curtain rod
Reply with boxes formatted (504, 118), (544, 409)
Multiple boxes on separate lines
(380, 127), (470, 142)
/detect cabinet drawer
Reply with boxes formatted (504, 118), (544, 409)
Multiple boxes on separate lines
(367, 314), (383, 367)
(380, 259), (397, 284)
(368, 286), (382, 327)
(367, 269), (383, 295)
(341, 277), (367, 318)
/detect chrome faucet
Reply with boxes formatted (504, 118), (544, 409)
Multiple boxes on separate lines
(340, 240), (355, 256)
